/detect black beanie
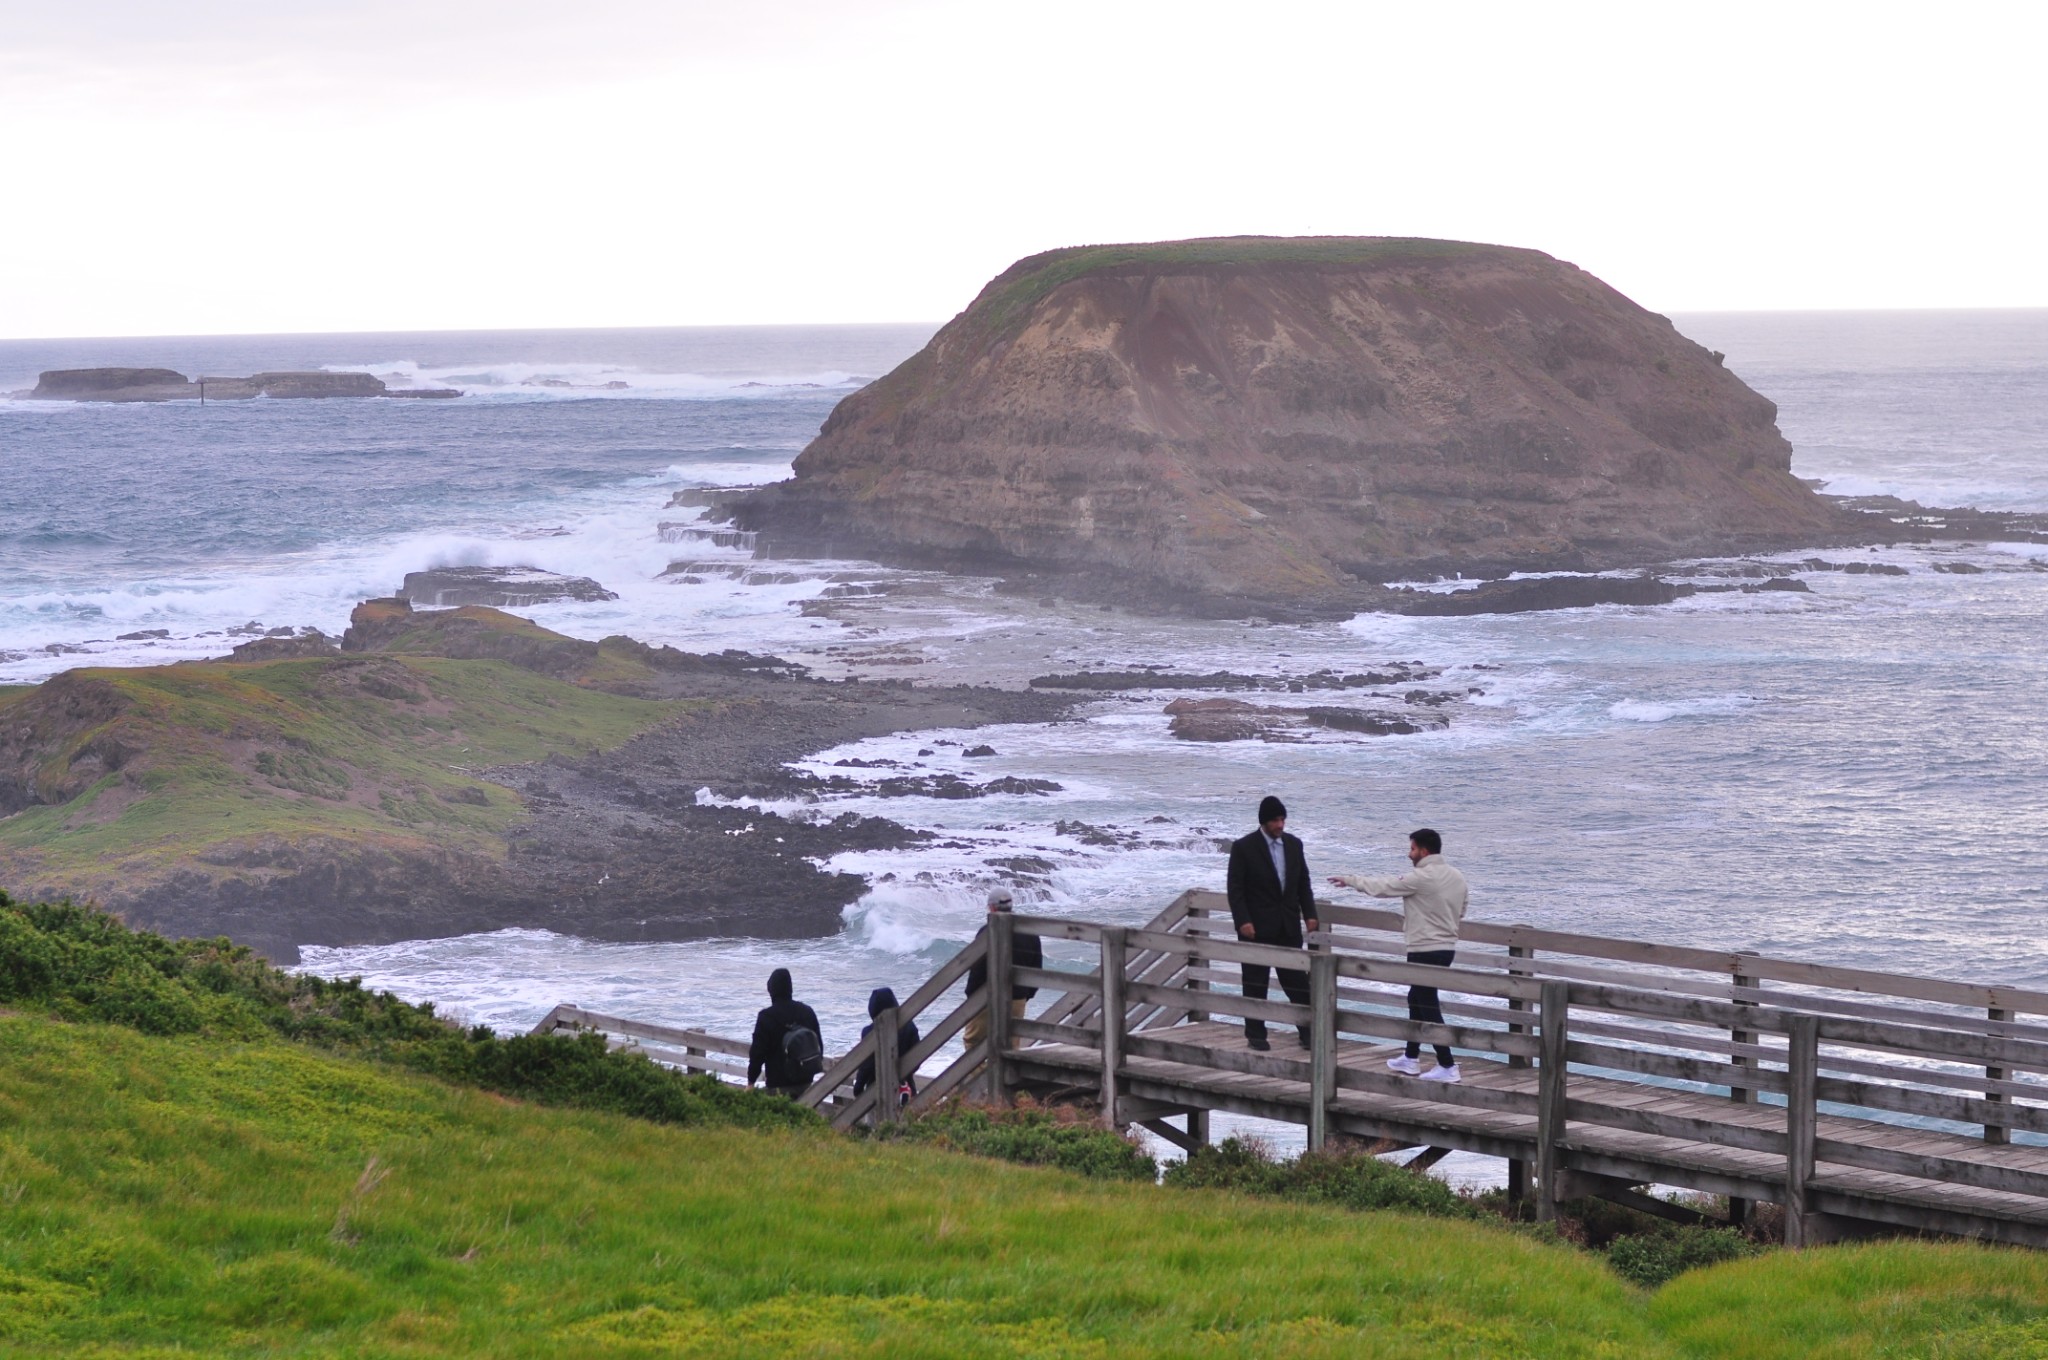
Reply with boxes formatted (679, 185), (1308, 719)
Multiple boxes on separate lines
(1258, 795), (1287, 823)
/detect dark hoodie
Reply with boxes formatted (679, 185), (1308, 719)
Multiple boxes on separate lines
(852, 986), (921, 1099)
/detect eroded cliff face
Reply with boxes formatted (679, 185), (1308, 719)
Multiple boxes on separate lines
(735, 238), (1846, 610)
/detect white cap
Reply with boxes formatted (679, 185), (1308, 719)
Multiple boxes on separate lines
(986, 887), (1014, 908)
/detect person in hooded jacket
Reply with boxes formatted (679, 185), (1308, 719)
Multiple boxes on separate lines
(747, 967), (824, 1098)
(851, 985), (921, 1101)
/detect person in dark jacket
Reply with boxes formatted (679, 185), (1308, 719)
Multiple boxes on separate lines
(747, 966), (824, 1098)
(852, 986), (921, 1101)
(963, 886), (1042, 1052)
(1225, 795), (1319, 1051)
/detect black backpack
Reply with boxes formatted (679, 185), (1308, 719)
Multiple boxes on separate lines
(781, 1023), (825, 1077)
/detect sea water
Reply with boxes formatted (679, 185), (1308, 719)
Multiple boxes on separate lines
(5, 312), (2045, 1174)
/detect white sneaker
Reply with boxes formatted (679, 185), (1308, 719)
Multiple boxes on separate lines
(1386, 1055), (1423, 1076)
(1419, 1064), (1462, 1084)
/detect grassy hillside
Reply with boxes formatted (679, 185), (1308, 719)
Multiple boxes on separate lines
(6, 1015), (2048, 1357)
(0, 613), (685, 894)
(0, 897), (2044, 1356)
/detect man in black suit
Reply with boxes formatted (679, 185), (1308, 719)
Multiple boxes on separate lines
(1225, 795), (1319, 1051)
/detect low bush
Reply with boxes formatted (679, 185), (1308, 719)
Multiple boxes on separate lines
(1164, 1135), (1478, 1218)
(0, 892), (815, 1132)
(1607, 1225), (1761, 1287)
(876, 1099), (1158, 1181)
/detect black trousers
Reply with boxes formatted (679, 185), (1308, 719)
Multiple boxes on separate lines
(1407, 949), (1456, 1066)
(1241, 958), (1311, 1036)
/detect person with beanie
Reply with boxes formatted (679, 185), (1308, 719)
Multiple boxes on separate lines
(1225, 795), (1319, 1051)
(964, 885), (1042, 1053)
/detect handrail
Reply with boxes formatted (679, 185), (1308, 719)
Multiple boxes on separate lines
(544, 886), (2048, 1248)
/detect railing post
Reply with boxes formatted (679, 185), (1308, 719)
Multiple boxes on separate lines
(1186, 900), (1209, 1025)
(1506, 940), (1534, 1204)
(986, 912), (1015, 1105)
(1183, 902), (1208, 1141)
(1535, 980), (1569, 1222)
(1784, 1013), (1819, 1248)
(1309, 951), (1335, 1152)
(1099, 927), (1127, 1127)
(1986, 1006), (2011, 1145)
(1728, 949), (1760, 1225)
(874, 1006), (902, 1126)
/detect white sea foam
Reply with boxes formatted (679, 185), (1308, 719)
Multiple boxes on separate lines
(322, 357), (866, 401)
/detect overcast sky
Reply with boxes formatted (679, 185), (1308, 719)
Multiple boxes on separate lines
(2, 1), (2042, 337)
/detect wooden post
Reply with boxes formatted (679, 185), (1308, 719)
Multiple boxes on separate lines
(1309, 951), (1335, 1152)
(1535, 980), (1569, 1222)
(1986, 1006), (2011, 1145)
(986, 912), (1014, 1104)
(1728, 950), (1760, 1225)
(1506, 940), (1534, 1204)
(1099, 927), (1127, 1127)
(1186, 909), (1209, 1024)
(874, 1005), (902, 1126)
(1784, 1013), (1819, 1249)
(1186, 1109), (1209, 1148)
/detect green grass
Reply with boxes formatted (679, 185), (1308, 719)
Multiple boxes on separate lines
(0, 894), (814, 1136)
(0, 650), (684, 886)
(962, 236), (1517, 347)
(4, 1013), (2048, 1357)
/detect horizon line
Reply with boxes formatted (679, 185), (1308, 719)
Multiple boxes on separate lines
(5, 305), (2048, 347)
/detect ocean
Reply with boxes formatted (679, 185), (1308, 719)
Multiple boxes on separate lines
(5, 311), (2046, 1175)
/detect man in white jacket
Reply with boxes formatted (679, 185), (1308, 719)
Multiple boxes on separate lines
(1331, 828), (1469, 1083)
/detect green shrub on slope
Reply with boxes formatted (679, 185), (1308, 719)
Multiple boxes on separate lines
(0, 892), (814, 1133)
(1165, 1136), (1477, 1219)
(875, 1100), (1157, 1181)
(1607, 1225), (1760, 1288)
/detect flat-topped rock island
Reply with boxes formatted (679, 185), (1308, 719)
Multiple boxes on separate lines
(20, 367), (459, 400)
(733, 236), (1856, 615)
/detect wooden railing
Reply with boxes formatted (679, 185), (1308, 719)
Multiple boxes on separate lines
(539, 887), (2048, 1247)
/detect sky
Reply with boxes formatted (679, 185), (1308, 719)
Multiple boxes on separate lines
(2, 0), (2043, 338)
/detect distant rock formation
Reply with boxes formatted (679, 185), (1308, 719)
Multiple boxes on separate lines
(398, 566), (619, 608)
(23, 368), (460, 401)
(733, 237), (1852, 613)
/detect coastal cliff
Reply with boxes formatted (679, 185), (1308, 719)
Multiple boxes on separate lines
(734, 237), (1848, 611)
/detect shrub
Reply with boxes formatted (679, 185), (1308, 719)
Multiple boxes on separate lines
(877, 1100), (1157, 1181)
(1165, 1136), (1477, 1219)
(1606, 1224), (1759, 1287)
(0, 892), (817, 1132)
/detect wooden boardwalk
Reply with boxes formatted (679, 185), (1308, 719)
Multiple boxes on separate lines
(536, 890), (2048, 1249)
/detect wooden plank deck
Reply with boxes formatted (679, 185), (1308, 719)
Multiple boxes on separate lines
(1007, 1015), (2048, 1245)
(543, 889), (2048, 1251)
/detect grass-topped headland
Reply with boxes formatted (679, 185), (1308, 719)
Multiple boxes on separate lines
(0, 598), (1050, 961)
(2, 895), (2047, 1357)
(0, 601), (691, 956)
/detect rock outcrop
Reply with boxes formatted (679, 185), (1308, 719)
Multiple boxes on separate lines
(24, 368), (460, 401)
(734, 237), (1849, 612)
(399, 566), (619, 608)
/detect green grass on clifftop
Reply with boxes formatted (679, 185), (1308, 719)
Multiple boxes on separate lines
(0, 646), (684, 887)
(963, 236), (1519, 347)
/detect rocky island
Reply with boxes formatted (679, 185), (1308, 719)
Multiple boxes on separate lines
(22, 368), (459, 401)
(733, 237), (1852, 614)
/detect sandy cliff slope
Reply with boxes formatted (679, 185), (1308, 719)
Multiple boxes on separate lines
(735, 237), (1848, 611)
